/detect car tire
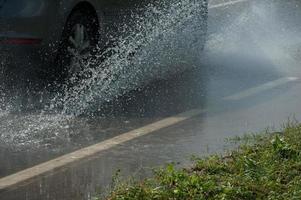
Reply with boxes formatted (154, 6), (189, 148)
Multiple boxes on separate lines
(56, 8), (99, 85)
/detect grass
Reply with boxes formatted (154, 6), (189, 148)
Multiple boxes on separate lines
(105, 122), (301, 200)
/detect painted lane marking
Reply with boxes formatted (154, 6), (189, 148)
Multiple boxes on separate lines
(0, 108), (205, 191)
(223, 77), (299, 101)
(209, 0), (249, 9)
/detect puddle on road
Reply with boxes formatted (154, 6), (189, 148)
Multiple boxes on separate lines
(0, 68), (208, 178)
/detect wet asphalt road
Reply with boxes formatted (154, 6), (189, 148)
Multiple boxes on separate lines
(2, 0), (301, 199)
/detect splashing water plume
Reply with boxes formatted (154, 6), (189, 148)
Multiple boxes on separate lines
(0, 0), (207, 149)
(52, 0), (207, 116)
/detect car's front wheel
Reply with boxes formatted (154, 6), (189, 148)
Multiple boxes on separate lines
(56, 8), (99, 84)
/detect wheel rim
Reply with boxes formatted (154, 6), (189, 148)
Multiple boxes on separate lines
(67, 24), (91, 75)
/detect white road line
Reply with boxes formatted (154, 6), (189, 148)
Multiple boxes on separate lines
(0, 108), (205, 191)
(209, 0), (249, 9)
(223, 77), (299, 101)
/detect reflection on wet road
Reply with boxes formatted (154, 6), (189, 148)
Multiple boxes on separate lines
(2, 0), (301, 199)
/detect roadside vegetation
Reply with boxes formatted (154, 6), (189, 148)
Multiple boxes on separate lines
(105, 122), (301, 200)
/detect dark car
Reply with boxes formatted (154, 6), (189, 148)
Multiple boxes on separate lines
(0, 0), (208, 85)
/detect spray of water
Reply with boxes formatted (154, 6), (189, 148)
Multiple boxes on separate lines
(206, 0), (301, 76)
(50, 0), (207, 116)
(0, 0), (207, 149)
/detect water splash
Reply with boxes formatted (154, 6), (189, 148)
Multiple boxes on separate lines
(0, 0), (207, 149)
(52, 0), (207, 116)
